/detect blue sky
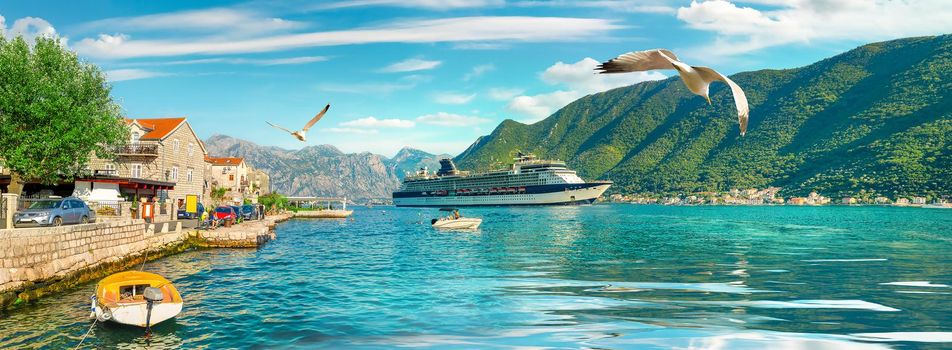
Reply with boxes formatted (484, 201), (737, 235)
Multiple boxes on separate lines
(2, 0), (949, 156)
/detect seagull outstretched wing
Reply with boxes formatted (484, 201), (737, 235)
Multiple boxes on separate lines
(596, 49), (680, 74)
(694, 66), (750, 136)
(301, 104), (331, 132)
(266, 121), (294, 134)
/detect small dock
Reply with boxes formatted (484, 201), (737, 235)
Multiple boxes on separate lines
(287, 196), (353, 218)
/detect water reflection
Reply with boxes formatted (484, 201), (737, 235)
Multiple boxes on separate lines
(0, 205), (949, 349)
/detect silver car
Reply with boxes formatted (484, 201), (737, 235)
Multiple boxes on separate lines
(14, 197), (97, 227)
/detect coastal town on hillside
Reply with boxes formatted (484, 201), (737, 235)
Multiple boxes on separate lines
(608, 188), (952, 207)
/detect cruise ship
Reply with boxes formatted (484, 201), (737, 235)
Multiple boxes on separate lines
(392, 154), (612, 207)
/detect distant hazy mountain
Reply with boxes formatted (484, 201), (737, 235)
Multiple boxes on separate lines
(456, 35), (951, 198)
(204, 135), (449, 200)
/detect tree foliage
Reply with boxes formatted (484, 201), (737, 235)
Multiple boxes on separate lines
(456, 35), (952, 199)
(0, 35), (127, 190)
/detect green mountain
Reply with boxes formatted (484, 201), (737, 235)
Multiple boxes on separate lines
(456, 35), (951, 199)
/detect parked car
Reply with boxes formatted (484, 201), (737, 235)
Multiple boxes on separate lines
(177, 203), (205, 220)
(229, 206), (243, 223)
(212, 206), (237, 221)
(240, 205), (256, 220)
(14, 197), (96, 227)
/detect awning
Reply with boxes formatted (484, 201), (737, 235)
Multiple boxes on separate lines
(79, 175), (176, 190)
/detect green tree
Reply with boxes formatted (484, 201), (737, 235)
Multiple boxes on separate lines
(0, 35), (128, 194)
(210, 186), (229, 206)
(258, 193), (288, 213)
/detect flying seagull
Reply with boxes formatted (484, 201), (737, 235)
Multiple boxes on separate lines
(267, 104), (331, 142)
(596, 49), (749, 135)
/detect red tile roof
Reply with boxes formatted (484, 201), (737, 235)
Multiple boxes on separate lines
(206, 156), (244, 166)
(125, 118), (186, 140)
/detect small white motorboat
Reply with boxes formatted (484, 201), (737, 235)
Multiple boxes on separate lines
(90, 271), (183, 331)
(431, 208), (482, 230)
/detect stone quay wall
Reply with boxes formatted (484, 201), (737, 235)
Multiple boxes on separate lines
(0, 213), (291, 310)
(0, 220), (187, 306)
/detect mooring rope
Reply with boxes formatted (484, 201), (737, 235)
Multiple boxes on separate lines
(73, 318), (98, 350)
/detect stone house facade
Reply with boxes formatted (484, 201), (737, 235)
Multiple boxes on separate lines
(206, 157), (250, 204)
(79, 118), (208, 207)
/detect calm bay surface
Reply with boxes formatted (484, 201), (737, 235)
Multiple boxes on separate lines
(1, 205), (951, 349)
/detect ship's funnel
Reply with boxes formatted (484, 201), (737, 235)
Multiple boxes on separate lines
(436, 159), (459, 176)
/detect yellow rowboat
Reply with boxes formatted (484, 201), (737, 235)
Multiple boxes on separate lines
(90, 271), (183, 328)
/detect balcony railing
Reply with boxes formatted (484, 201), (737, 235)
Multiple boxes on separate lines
(115, 143), (159, 156)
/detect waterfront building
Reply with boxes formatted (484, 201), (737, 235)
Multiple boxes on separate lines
(78, 118), (208, 208)
(874, 196), (891, 204)
(842, 197), (857, 205)
(895, 198), (911, 206)
(911, 197), (927, 205)
(789, 197), (808, 205)
(205, 156), (270, 204)
(249, 169), (271, 197)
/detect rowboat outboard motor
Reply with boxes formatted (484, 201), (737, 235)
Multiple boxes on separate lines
(143, 287), (164, 336)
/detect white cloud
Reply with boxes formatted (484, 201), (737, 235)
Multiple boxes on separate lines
(317, 0), (504, 10)
(380, 58), (442, 73)
(676, 0), (952, 56)
(74, 16), (623, 59)
(150, 56), (328, 66)
(513, 0), (676, 14)
(507, 90), (582, 122)
(541, 57), (666, 94)
(81, 8), (302, 35)
(463, 63), (495, 81)
(504, 57), (665, 121)
(105, 69), (169, 82)
(339, 116), (415, 128)
(324, 127), (379, 134)
(416, 112), (490, 126)
(2, 16), (60, 44)
(451, 42), (509, 50)
(434, 92), (476, 104)
(487, 87), (525, 101)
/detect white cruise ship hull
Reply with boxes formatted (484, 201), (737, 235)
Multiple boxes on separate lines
(394, 183), (611, 207)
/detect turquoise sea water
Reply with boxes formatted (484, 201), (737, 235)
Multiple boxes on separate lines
(1, 205), (951, 349)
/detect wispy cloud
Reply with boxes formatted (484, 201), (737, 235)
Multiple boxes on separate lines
(513, 0), (675, 14)
(380, 58), (442, 73)
(676, 0), (952, 57)
(452, 42), (509, 50)
(79, 8), (302, 35)
(416, 112), (489, 126)
(487, 87), (524, 101)
(315, 0), (504, 10)
(105, 68), (170, 82)
(339, 116), (416, 128)
(130, 56), (328, 66)
(74, 16), (624, 59)
(462, 63), (494, 81)
(434, 92), (476, 104)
